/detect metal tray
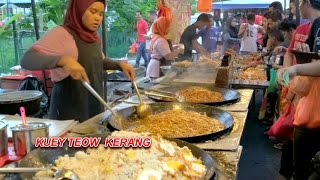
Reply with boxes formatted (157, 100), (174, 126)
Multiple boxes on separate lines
(107, 102), (234, 143)
(18, 134), (216, 180)
(146, 86), (241, 106)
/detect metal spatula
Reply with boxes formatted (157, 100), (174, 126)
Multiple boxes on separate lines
(0, 168), (79, 180)
(82, 81), (125, 128)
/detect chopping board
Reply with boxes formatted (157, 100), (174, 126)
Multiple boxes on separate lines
(2, 115), (78, 139)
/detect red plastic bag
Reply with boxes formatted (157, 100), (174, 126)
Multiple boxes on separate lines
(268, 104), (295, 140)
(129, 43), (139, 54)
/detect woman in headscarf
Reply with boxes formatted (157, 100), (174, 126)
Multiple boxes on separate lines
(146, 17), (184, 80)
(21, 0), (135, 122)
(222, 17), (240, 53)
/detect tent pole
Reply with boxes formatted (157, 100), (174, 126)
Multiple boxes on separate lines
(295, 0), (300, 25)
(101, 0), (108, 101)
(31, 0), (49, 97)
(101, 0), (107, 55)
(31, 0), (40, 40)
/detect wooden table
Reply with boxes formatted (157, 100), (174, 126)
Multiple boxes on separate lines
(231, 83), (268, 111)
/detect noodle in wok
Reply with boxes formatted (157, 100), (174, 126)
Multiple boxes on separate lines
(177, 86), (224, 103)
(132, 109), (225, 138)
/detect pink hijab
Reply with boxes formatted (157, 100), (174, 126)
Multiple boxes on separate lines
(64, 0), (105, 43)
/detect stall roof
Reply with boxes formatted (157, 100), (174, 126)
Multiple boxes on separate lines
(0, 0), (39, 8)
(0, 0), (38, 3)
(0, 3), (19, 9)
(212, 0), (276, 10)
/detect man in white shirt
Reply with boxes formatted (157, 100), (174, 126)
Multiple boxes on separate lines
(239, 13), (265, 55)
(143, 11), (158, 60)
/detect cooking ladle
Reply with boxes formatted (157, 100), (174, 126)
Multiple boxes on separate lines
(132, 81), (153, 118)
(0, 167), (79, 180)
(82, 81), (125, 128)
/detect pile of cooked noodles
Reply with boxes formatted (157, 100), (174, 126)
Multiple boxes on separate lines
(132, 109), (225, 138)
(177, 86), (224, 103)
(35, 131), (208, 180)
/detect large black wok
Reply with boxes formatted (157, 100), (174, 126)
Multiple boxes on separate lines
(107, 102), (234, 143)
(0, 90), (42, 115)
(18, 134), (216, 180)
(146, 86), (241, 106)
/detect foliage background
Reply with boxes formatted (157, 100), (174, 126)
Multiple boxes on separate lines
(106, 0), (157, 57)
(0, 0), (157, 74)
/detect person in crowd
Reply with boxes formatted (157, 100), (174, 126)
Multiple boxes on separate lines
(135, 10), (149, 67)
(277, 50), (320, 180)
(274, 6), (312, 178)
(198, 14), (220, 54)
(277, 0), (320, 178)
(20, 0), (135, 122)
(267, 10), (283, 31)
(266, 21), (296, 155)
(267, 30), (285, 64)
(258, 10), (283, 59)
(213, 10), (223, 28)
(255, 15), (265, 47)
(261, 11), (272, 47)
(144, 11), (158, 61)
(239, 13), (265, 55)
(256, 29), (284, 127)
(289, 0), (310, 24)
(222, 17), (241, 53)
(179, 13), (210, 60)
(269, 1), (284, 14)
(272, 20), (297, 69)
(146, 17), (184, 79)
(289, 0), (296, 21)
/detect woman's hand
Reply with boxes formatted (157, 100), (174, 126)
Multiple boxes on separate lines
(294, 43), (310, 52)
(118, 62), (136, 81)
(57, 56), (90, 83)
(277, 65), (298, 86)
(273, 46), (287, 55)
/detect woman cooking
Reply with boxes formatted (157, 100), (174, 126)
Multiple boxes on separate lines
(146, 17), (184, 80)
(20, 0), (135, 122)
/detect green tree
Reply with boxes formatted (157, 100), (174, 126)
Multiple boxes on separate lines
(37, 0), (68, 26)
(107, 0), (157, 32)
(106, 0), (157, 57)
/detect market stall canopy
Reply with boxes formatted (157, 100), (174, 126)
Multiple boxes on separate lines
(0, 0), (39, 8)
(0, 3), (19, 9)
(0, 0), (38, 3)
(212, 0), (275, 9)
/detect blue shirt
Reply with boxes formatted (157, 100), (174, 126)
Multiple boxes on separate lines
(198, 27), (220, 53)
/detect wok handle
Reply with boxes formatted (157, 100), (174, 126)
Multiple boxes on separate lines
(0, 168), (48, 173)
(81, 81), (117, 116)
(146, 89), (175, 96)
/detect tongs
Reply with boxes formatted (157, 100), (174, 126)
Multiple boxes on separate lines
(142, 89), (185, 102)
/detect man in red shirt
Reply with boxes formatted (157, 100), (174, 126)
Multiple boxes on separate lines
(135, 11), (149, 67)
